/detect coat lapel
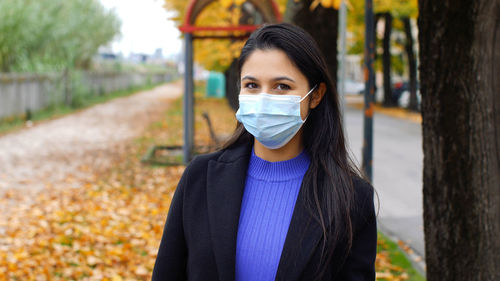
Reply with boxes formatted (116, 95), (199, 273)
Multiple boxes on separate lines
(206, 142), (252, 281)
(275, 178), (324, 281)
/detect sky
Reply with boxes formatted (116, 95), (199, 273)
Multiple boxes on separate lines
(100, 0), (182, 58)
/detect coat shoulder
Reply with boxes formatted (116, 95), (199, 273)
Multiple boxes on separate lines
(350, 175), (376, 231)
(351, 175), (374, 202)
(184, 150), (225, 174)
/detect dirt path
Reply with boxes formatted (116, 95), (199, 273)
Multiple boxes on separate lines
(0, 81), (182, 193)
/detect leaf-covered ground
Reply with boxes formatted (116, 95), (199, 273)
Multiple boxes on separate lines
(0, 84), (424, 280)
(376, 233), (425, 281)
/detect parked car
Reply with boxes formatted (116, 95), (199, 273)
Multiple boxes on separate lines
(393, 81), (420, 109)
(392, 81), (419, 102)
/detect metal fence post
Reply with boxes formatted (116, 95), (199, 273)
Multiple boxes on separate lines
(183, 33), (194, 164)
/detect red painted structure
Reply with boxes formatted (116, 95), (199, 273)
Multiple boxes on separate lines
(179, 0), (282, 35)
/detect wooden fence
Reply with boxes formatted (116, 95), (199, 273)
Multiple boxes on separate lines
(0, 71), (174, 119)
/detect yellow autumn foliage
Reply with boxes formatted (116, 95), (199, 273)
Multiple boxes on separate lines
(164, 0), (287, 72)
(163, 0), (417, 71)
(374, 0), (418, 17)
(346, 0), (418, 55)
(311, 0), (343, 10)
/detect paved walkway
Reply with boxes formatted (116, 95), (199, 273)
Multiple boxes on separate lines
(0, 81), (182, 193)
(343, 100), (426, 272)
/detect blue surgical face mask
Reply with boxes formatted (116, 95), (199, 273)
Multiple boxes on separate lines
(235, 85), (317, 149)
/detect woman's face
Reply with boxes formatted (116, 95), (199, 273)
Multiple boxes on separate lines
(240, 48), (312, 121)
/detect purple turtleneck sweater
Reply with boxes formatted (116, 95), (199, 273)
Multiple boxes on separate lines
(235, 148), (311, 281)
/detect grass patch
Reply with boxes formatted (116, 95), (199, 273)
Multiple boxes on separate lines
(0, 80), (177, 135)
(377, 232), (426, 280)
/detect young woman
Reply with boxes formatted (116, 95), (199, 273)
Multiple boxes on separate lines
(152, 23), (377, 281)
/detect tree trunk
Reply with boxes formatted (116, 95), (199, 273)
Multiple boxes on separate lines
(285, 0), (338, 84)
(382, 12), (395, 107)
(403, 17), (418, 111)
(418, 0), (500, 280)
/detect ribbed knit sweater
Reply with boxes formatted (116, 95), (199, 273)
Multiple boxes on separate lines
(235, 148), (311, 281)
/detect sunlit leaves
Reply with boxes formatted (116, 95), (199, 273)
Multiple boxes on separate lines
(310, 0), (343, 10)
(164, 0), (287, 72)
(0, 155), (184, 280)
(374, 0), (418, 17)
(345, 0), (417, 55)
(220, 0), (247, 8)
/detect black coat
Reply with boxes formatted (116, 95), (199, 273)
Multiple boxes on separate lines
(152, 141), (377, 281)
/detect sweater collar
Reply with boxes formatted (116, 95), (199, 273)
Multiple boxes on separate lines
(247, 147), (311, 181)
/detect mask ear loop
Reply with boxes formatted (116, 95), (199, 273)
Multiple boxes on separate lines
(300, 84), (318, 122)
(299, 84), (318, 102)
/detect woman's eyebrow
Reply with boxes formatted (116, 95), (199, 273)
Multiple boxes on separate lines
(241, 75), (296, 83)
(241, 75), (257, 81)
(272, 76), (295, 83)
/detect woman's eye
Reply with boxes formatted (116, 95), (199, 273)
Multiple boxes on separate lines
(276, 84), (291, 90)
(244, 82), (258, 89)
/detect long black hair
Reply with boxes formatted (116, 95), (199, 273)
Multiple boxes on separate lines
(222, 23), (366, 279)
